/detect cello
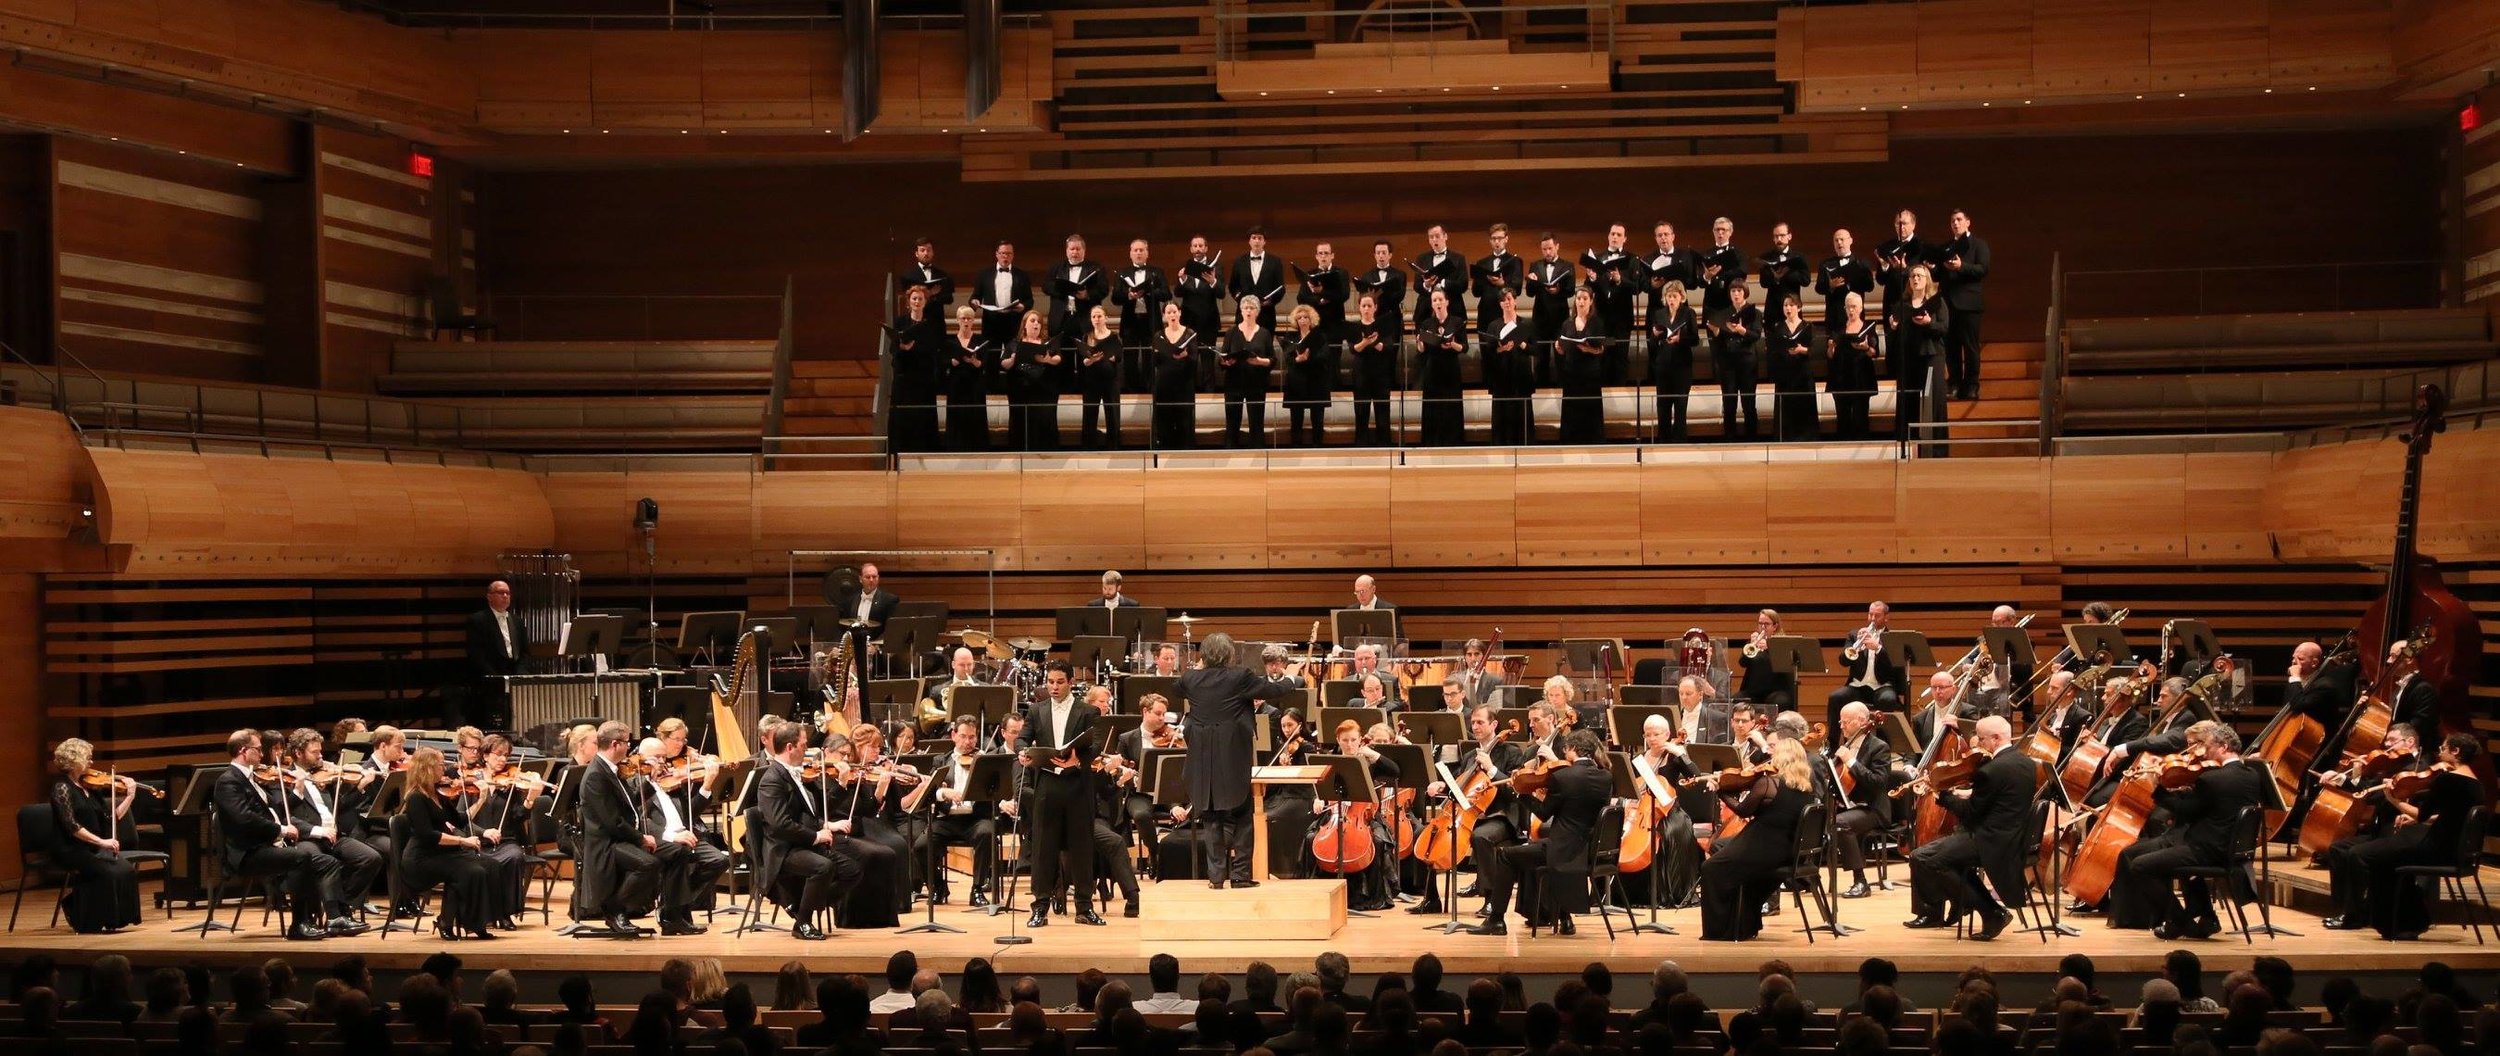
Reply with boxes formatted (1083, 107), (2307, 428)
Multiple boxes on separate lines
(2294, 743), (2415, 859)
(2268, 385), (2484, 829)
(2065, 745), (2204, 906)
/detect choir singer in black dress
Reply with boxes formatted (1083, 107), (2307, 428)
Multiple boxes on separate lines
(1414, 289), (1468, 446)
(1697, 735), (1815, 940)
(398, 747), (500, 941)
(1076, 305), (1123, 450)
(1169, 633), (1307, 888)
(1347, 294), (1397, 447)
(1484, 291), (1537, 446)
(1150, 303), (1199, 450)
(1556, 288), (1607, 444)
(1220, 297), (1275, 448)
(889, 285), (944, 453)
(1467, 730), (1612, 936)
(1902, 715), (2035, 940)
(1281, 304), (1333, 447)
(1708, 283), (1761, 441)
(1003, 311), (1062, 451)
(1827, 293), (1883, 442)
(1765, 297), (1820, 443)
(47, 738), (142, 933)
(1887, 267), (1949, 446)
(943, 306), (991, 452)
(1645, 282), (1699, 443)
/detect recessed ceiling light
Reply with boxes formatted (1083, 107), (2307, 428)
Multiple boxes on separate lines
(1491, 86), (1501, 91)
(2308, 86), (2317, 91)
(1258, 92), (1268, 97)
(2134, 95), (2144, 100)
(679, 129), (689, 134)
(2262, 88), (2273, 94)
(601, 129), (610, 133)
(718, 129), (728, 134)
(561, 129), (571, 133)
(1981, 101), (1990, 107)
(1325, 90), (1333, 95)
(2022, 100), (2032, 105)
(941, 128), (950, 133)
(1859, 106), (1867, 111)
(2176, 92), (2186, 98)
(978, 128), (987, 133)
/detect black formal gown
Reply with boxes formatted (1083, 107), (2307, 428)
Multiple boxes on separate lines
(943, 334), (991, 452)
(1347, 318), (1398, 446)
(47, 779), (140, 933)
(1887, 296), (1948, 445)
(1765, 317), (1820, 442)
(1280, 329), (1333, 446)
(1697, 775), (1808, 940)
(819, 771), (902, 927)
(1413, 313), (1466, 446)
(403, 790), (498, 936)
(1556, 314), (1607, 443)
(1646, 304), (1699, 442)
(1826, 319), (1883, 441)
(1151, 328), (1200, 450)
(1220, 326), (1275, 448)
(1711, 305), (1761, 440)
(1076, 331), (1123, 449)
(1483, 317), (1536, 446)
(1007, 339), (1061, 451)
(889, 310), (944, 452)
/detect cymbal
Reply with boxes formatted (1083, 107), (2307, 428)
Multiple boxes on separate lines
(839, 618), (881, 630)
(1007, 636), (1053, 652)
(1173, 614), (1200, 625)
(958, 628), (1012, 661)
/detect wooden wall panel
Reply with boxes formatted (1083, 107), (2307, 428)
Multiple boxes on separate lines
(898, 472), (1026, 570)
(1267, 469), (1391, 568)
(315, 126), (440, 393)
(0, 407), (86, 542)
(754, 471), (899, 558)
(2050, 454), (2191, 560)
(1515, 465), (1641, 565)
(1019, 468), (1145, 570)
(2183, 451), (2278, 560)
(50, 138), (269, 380)
(1897, 458), (2052, 562)
(2463, 81), (2500, 313)
(1642, 462), (1770, 565)
(1768, 463), (1899, 564)
(1143, 469), (1268, 571)
(1387, 467), (1514, 567)
(0, 573), (39, 877)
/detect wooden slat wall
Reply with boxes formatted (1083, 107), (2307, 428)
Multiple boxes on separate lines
(2390, 0), (2500, 100)
(316, 127), (440, 393)
(2464, 81), (2500, 314)
(49, 138), (268, 381)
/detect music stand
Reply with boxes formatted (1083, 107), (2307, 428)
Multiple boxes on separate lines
(1494, 707), (1536, 739)
(1111, 606), (1170, 651)
(724, 768), (784, 937)
(677, 611), (746, 663)
(1498, 686), (1542, 709)
(788, 605), (847, 652)
(865, 679), (926, 731)
(1618, 750), (1680, 935)
(1318, 707), (1389, 739)
(1120, 675), (1183, 714)
(1056, 607), (1113, 642)
(1765, 635), (1828, 683)
(956, 753), (1025, 939)
(2018, 770), (2086, 939)
(1332, 609), (1397, 648)
(1305, 754), (1380, 917)
(949, 685), (1017, 735)
(1984, 627), (2037, 670)
(1070, 635), (1125, 679)
(1885, 710), (1927, 757)
(895, 751), (965, 937)
(561, 613), (626, 672)
(1147, 750), (1198, 881)
(882, 616), (943, 680)
(1372, 742), (1430, 794)
(2242, 773), (2301, 937)
(1096, 714), (1144, 755)
(1401, 711), (1464, 748)
(2066, 624), (2132, 666)
(2167, 619), (2222, 664)
(653, 686), (713, 744)
(1561, 638), (1628, 680)
(1321, 680), (1362, 709)
(169, 769), (235, 934)
(1608, 703), (1680, 747)
(1880, 631), (1936, 671)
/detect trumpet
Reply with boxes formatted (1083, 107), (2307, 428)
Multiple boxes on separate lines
(1742, 631), (1769, 659)
(1840, 624), (1880, 662)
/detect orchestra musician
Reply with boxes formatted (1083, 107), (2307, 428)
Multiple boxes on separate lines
(2036, 670), (2088, 760)
(1626, 714), (1703, 909)
(1260, 709), (1317, 880)
(461, 580), (527, 732)
(752, 719), (863, 941)
(1901, 716), (2035, 940)
(1171, 633), (1307, 888)
(2076, 676), (2154, 810)
(398, 747), (501, 941)
(1083, 707), (1146, 919)
(1457, 639), (1506, 708)
(1736, 608), (1797, 714)
(916, 716), (1000, 908)
(277, 728), (387, 924)
(831, 564), (899, 691)
(1318, 721), (1403, 912)
(1419, 705), (1531, 915)
(2313, 722), (2423, 872)
(1019, 662), (1104, 925)
(1353, 673), (1397, 715)
(922, 647), (988, 739)
(2108, 721), (2268, 940)
(1824, 702), (1898, 899)
(47, 738), (143, 934)
(1696, 736), (1817, 941)
(1117, 694), (1185, 870)
(2379, 639), (2441, 740)
(1344, 644), (1402, 709)
(1826, 601), (1907, 730)
(2324, 732), (2486, 940)
(839, 725), (921, 917)
(576, 721), (670, 936)
(214, 729), (356, 941)
(1468, 729), (1611, 936)
(464, 735), (544, 928)
(2092, 678), (2200, 808)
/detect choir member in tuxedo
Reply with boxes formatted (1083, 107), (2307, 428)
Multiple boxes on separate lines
(943, 306), (992, 452)
(1294, 242), (1351, 339)
(1643, 281), (1700, 443)
(1827, 292), (1884, 442)
(1468, 729), (1610, 935)
(1756, 222), (1808, 320)
(1347, 294), (1397, 447)
(1000, 311), (1062, 451)
(905, 237), (954, 311)
(1075, 305), (1124, 450)
(1695, 217), (1745, 317)
(1936, 210), (1990, 401)
(1418, 706), (1531, 915)
(973, 241), (1033, 348)
(1047, 235), (1110, 351)
(1414, 288), (1468, 447)
(1281, 304), (1334, 447)
(1708, 283), (1762, 440)
(397, 748), (500, 940)
(1823, 702), (1897, 898)
(277, 729), (386, 925)
(1356, 240), (1408, 345)
(1228, 229), (1285, 331)
(46, 738), (141, 934)
(1886, 266), (1948, 446)
(1903, 717), (2036, 940)
(2328, 732), (2484, 939)
(1411, 225), (1468, 333)
(1220, 295), (1276, 448)
(1697, 736), (1816, 941)
(1555, 288), (1607, 444)
(1175, 236), (1225, 386)
(2110, 722), (2268, 939)
(1826, 601), (1906, 729)
(1818, 228), (1875, 332)
(918, 717), (999, 908)
(1875, 211), (1932, 323)
(1483, 292), (1536, 445)
(1020, 663), (1104, 926)
(576, 722), (666, 935)
(1169, 634), (1306, 886)
(1765, 297), (1820, 443)
(1735, 609), (1797, 713)
(1527, 233), (1575, 385)
(1470, 224), (1523, 353)
(753, 721), (862, 940)
(213, 729), (351, 940)
(889, 285), (945, 452)
(1582, 224), (1638, 381)
(1150, 303), (1201, 450)
(1112, 239), (1168, 392)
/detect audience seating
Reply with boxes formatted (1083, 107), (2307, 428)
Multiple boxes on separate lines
(380, 340), (778, 397)
(2058, 308), (2498, 434)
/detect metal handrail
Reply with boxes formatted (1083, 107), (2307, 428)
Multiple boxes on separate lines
(2058, 259), (2449, 319)
(763, 276), (797, 448)
(0, 338), (109, 437)
(2040, 251), (2063, 454)
(373, 9), (1047, 30)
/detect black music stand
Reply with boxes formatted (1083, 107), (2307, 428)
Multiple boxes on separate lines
(1317, 707), (1389, 739)
(1765, 635), (1828, 681)
(1147, 750), (1198, 881)
(1401, 711), (1463, 748)
(1421, 754), (1477, 934)
(1683, 742), (1741, 773)
(865, 679), (926, 731)
(2018, 770), (2085, 939)
(1984, 626), (2037, 678)
(2168, 619), (2222, 665)
(1493, 707), (1536, 739)
(1881, 631), (1936, 672)
(1561, 638), (1627, 682)
(882, 616), (944, 680)
(1057, 607), (1113, 642)
(1305, 754), (1380, 916)
(1070, 635), (1126, 683)
(169, 770), (235, 934)
(2067, 624), (2133, 666)
(1121, 674), (1185, 716)
(652, 686), (710, 743)
(949, 685), (1016, 736)
(788, 605), (846, 652)
(1498, 686), (1542, 709)
(2244, 774), (2300, 937)
(676, 611), (745, 665)
(1609, 703), (1680, 747)
(1111, 606), (1170, 653)
(1372, 742), (1430, 794)
(1096, 714), (1144, 757)
(1320, 680), (1363, 709)
(1332, 608), (1398, 648)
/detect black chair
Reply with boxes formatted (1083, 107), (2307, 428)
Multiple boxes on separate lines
(11, 803), (69, 932)
(193, 813), (290, 937)
(1533, 803), (1625, 940)
(377, 812), (435, 939)
(426, 276), (496, 341)
(2169, 803), (2270, 944)
(1769, 803), (1842, 942)
(2393, 803), (2491, 945)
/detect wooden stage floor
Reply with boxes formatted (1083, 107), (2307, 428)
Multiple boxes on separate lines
(5, 876), (2497, 979)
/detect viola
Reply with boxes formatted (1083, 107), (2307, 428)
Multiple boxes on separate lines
(78, 770), (165, 798)
(2382, 762), (2464, 805)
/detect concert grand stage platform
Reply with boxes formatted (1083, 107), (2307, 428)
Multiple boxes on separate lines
(4, 877), (2493, 982)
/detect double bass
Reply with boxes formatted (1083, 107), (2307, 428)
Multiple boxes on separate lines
(2265, 385), (2483, 830)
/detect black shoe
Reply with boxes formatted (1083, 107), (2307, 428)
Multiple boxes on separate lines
(662, 919), (708, 936)
(1073, 909), (1107, 926)
(1405, 899), (1445, 915)
(494, 918), (519, 932)
(1232, 880), (1259, 889)
(2151, 922), (2182, 941)
(969, 891), (992, 908)
(1464, 920), (1507, 936)
(359, 902), (386, 917)
(605, 914), (638, 934)
(2065, 900), (2101, 915)
(931, 892), (951, 907)
(327, 918), (371, 937)
(1973, 910), (2011, 942)
(286, 921), (328, 941)
(2389, 930), (2425, 941)
(467, 926), (499, 941)
(1556, 916), (1576, 936)
(1457, 883), (1482, 898)
(1208, 879), (1226, 890)
(2181, 915), (2221, 940)
(1475, 906), (1493, 919)
(1841, 883), (1870, 899)
(1123, 900), (1140, 919)
(2322, 916), (2365, 930)
(794, 923), (828, 941)
(434, 921), (461, 941)
(1052, 898), (1067, 914)
(1027, 908), (1048, 929)
(1902, 916), (1950, 929)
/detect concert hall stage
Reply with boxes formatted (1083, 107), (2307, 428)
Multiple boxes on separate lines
(5, 876), (2495, 982)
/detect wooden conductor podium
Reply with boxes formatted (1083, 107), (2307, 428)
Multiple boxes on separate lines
(1139, 763), (1347, 942)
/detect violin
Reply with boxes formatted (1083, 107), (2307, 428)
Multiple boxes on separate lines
(2148, 746), (2218, 791)
(78, 770), (165, 798)
(1149, 725), (1184, 750)
(1889, 750), (1985, 798)
(2382, 762), (2464, 804)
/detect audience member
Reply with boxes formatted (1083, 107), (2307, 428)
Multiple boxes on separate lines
(1408, 955), (1459, 1016)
